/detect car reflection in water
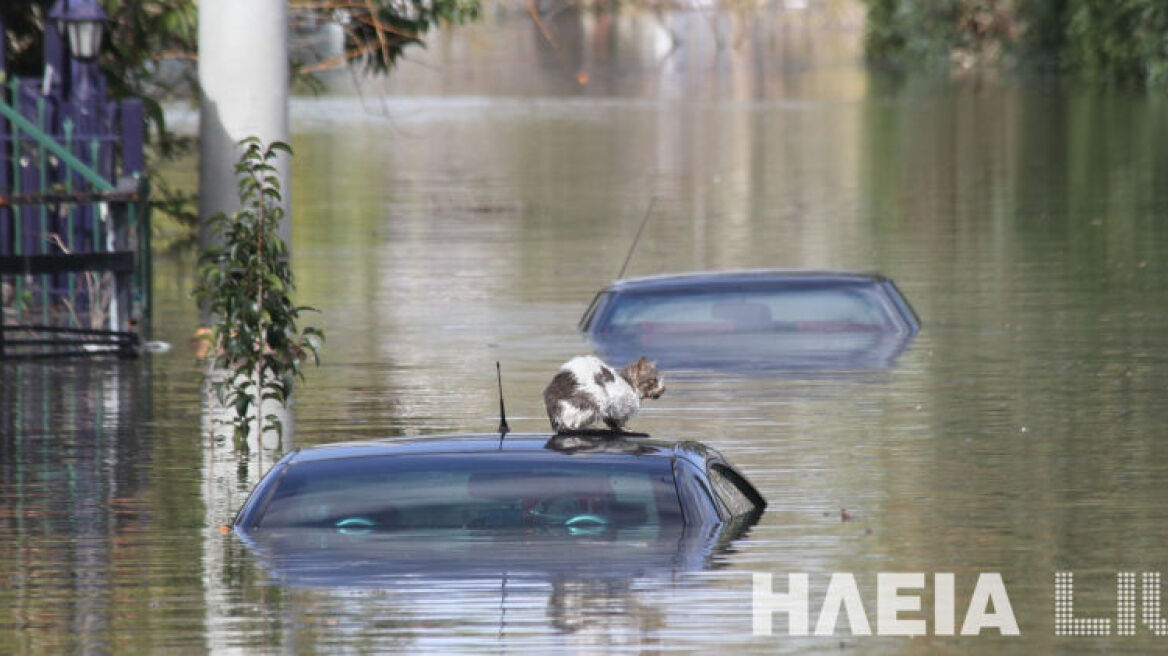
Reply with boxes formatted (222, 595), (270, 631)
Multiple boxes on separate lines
(580, 270), (921, 373)
(233, 433), (763, 639)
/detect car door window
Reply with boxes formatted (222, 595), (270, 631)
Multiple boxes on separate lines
(675, 460), (723, 524)
(257, 454), (683, 531)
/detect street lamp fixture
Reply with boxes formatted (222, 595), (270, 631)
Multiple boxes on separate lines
(50, 0), (110, 61)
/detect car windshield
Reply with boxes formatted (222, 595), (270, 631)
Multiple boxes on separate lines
(601, 284), (898, 334)
(256, 453), (683, 533)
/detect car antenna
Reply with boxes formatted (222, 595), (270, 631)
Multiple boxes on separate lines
(616, 195), (657, 280)
(496, 361), (510, 440)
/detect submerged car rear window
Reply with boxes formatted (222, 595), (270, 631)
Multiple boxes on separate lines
(601, 284), (899, 333)
(256, 453), (683, 532)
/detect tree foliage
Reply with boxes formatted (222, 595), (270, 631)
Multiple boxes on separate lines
(192, 138), (322, 449)
(293, 0), (481, 76)
(861, 0), (1168, 86)
(1060, 0), (1168, 86)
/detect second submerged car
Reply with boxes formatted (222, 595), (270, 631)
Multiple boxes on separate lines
(579, 269), (920, 371)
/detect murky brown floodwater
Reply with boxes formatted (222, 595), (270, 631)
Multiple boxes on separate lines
(4, 2), (1168, 653)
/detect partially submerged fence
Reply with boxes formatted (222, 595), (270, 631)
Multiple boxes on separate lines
(0, 79), (151, 359)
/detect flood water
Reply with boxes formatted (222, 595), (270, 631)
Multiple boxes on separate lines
(5, 2), (1168, 652)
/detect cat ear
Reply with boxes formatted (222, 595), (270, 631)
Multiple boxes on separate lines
(636, 356), (648, 367)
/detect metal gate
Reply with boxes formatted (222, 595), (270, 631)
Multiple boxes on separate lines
(0, 80), (151, 359)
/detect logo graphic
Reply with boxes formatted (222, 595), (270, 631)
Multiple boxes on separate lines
(752, 572), (1018, 637)
(1055, 572), (1168, 636)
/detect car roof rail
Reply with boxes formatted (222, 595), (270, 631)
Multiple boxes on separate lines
(553, 428), (650, 439)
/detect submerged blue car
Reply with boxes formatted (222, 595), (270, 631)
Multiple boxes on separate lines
(234, 432), (765, 538)
(579, 269), (920, 371)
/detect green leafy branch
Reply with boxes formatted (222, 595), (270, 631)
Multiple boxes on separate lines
(192, 137), (323, 450)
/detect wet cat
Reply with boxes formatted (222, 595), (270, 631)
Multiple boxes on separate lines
(543, 355), (665, 433)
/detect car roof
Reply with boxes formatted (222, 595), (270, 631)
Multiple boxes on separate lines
(280, 433), (716, 467)
(602, 269), (890, 294)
